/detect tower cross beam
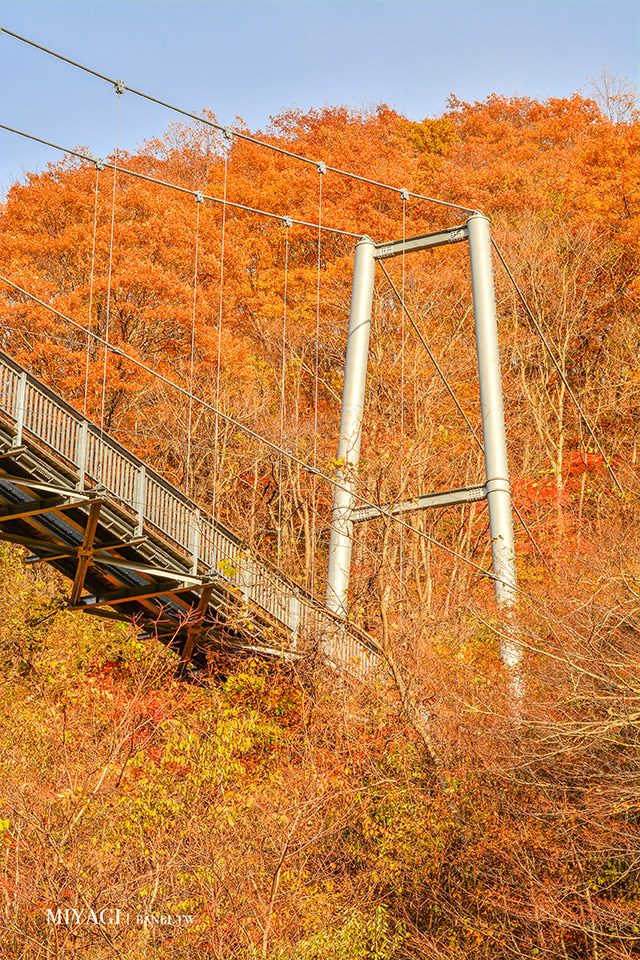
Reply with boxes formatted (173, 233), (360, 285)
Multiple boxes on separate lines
(374, 223), (469, 260)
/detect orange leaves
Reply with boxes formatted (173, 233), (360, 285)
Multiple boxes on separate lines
(1, 92), (638, 588)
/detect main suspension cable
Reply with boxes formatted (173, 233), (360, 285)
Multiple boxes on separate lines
(1, 25), (476, 214)
(0, 123), (361, 240)
(0, 270), (525, 594)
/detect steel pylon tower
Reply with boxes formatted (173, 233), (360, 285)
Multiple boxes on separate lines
(325, 212), (519, 667)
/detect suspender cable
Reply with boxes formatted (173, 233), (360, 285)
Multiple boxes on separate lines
(0, 124), (561, 576)
(211, 148), (228, 523)
(98, 88), (121, 481)
(492, 238), (624, 497)
(186, 192), (201, 499)
(399, 193), (406, 613)
(83, 163), (100, 416)
(278, 221), (290, 561)
(310, 165), (323, 594)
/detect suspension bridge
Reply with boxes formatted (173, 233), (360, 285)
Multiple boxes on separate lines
(0, 349), (377, 676)
(0, 25), (622, 679)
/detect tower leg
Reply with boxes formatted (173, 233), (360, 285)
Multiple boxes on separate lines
(325, 236), (375, 619)
(467, 213), (520, 667)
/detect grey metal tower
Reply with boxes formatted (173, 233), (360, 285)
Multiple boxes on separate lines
(325, 212), (518, 666)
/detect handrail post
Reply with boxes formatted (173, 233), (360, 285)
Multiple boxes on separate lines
(134, 466), (146, 537)
(76, 420), (89, 490)
(189, 508), (200, 574)
(289, 589), (300, 649)
(325, 235), (376, 619)
(240, 556), (252, 603)
(13, 371), (27, 448)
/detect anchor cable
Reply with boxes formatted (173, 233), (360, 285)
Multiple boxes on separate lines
(492, 238), (624, 497)
(378, 259), (550, 570)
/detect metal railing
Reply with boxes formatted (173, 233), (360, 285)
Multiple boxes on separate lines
(0, 352), (377, 678)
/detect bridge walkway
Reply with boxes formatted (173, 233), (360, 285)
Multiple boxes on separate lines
(0, 351), (377, 679)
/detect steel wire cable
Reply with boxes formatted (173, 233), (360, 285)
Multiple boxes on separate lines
(0, 315), (571, 574)
(311, 168), (323, 594)
(0, 315), (584, 567)
(399, 195), (406, 612)
(491, 238), (624, 497)
(278, 222), (290, 561)
(211, 149), (228, 524)
(83, 165), (100, 415)
(1, 130), (582, 570)
(1, 25), (477, 214)
(98, 91), (121, 484)
(0, 123), (361, 239)
(0, 270), (525, 594)
(0, 29), (620, 584)
(378, 260), (550, 570)
(185, 194), (200, 498)
(378, 261), (483, 448)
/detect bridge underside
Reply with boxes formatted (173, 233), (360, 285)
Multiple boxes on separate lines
(0, 418), (307, 675)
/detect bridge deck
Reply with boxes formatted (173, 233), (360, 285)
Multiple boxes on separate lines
(0, 352), (377, 679)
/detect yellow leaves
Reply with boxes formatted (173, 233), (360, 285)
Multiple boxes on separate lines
(217, 556), (238, 578)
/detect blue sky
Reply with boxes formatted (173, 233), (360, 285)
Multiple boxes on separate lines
(1, 0), (638, 195)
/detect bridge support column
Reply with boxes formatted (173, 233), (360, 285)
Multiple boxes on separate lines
(467, 213), (520, 666)
(325, 236), (375, 620)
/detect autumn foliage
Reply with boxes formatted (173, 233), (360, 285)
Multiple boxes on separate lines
(0, 90), (639, 958)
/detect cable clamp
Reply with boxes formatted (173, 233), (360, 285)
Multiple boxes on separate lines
(282, 215), (292, 229)
(400, 188), (410, 202)
(114, 79), (126, 96)
(317, 161), (326, 175)
(194, 190), (204, 204)
(222, 126), (233, 140)
(94, 158), (105, 171)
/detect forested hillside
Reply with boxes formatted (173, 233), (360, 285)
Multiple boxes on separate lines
(0, 90), (639, 958)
